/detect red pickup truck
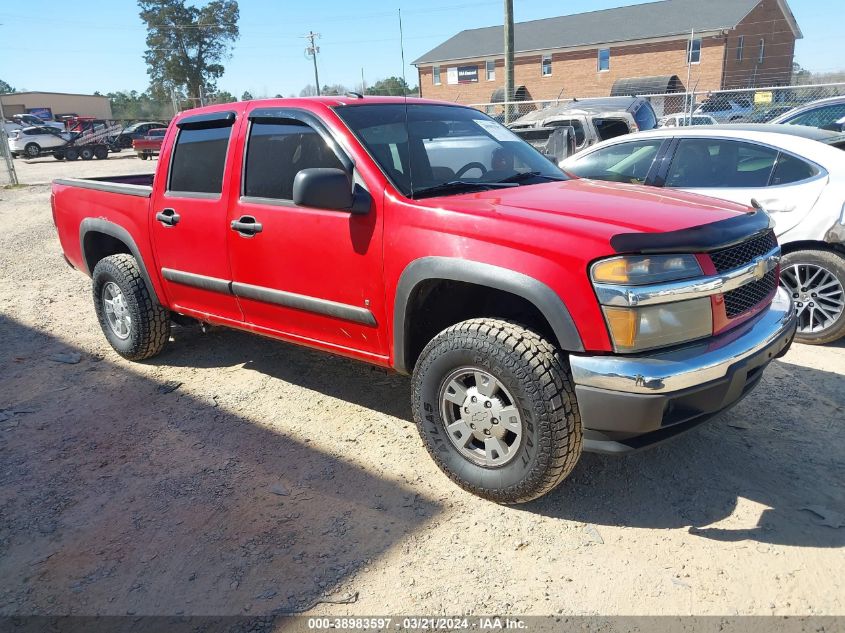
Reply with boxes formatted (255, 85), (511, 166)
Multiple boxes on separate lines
(52, 97), (796, 503)
(132, 127), (167, 160)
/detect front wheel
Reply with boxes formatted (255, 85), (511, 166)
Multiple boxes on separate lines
(92, 254), (171, 360)
(24, 143), (40, 158)
(780, 249), (845, 344)
(412, 319), (582, 504)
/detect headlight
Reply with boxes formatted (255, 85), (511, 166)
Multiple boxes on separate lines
(602, 299), (713, 352)
(592, 254), (711, 352)
(591, 254), (702, 285)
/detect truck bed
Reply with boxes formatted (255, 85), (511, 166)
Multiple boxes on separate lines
(53, 173), (155, 197)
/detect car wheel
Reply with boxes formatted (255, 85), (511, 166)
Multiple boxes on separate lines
(80, 147), (94, 160)
(780, 249), (845, 344)
(92, 254), (171, 361)
(138, 153), (148, 160)
(24, 143), (40, 158)
(53, 151), (65, 160)
(94, 145), (109, 160)
(64, 148), (79, 161)
(412, 318), (582, 504)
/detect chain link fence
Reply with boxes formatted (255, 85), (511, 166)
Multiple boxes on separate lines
(469, 82), (845, 127)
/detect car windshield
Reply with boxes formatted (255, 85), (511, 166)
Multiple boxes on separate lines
(333, 103), (566, 198)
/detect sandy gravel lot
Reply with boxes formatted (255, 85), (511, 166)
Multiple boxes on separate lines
(1, 156), (843, 618)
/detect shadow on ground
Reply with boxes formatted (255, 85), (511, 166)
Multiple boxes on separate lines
(0, 315), (439, 617)
(160, 325), (845, 549)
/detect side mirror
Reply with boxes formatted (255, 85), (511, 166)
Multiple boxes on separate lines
(293, 168), (369, 214)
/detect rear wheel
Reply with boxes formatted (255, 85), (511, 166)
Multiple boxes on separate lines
(24, 143), (40, 158)
(781, 249), (845, 344)
(64, 148), (79, 161)
(53, 151), (65, 160)
(412, 319), (582, 504)
(92, 254), (170, 361)
(94, 145), (109, 159)
(80, 147), (94, 160)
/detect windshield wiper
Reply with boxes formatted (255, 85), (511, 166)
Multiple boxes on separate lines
(411, 180), (517, 199)
(493, 171), (567, 184)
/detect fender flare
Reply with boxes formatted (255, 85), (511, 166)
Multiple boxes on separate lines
(78, 218), (161, 304)
(392, 256), (584, 374)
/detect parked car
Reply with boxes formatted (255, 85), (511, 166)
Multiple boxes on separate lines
(694, 97), (754, 122)
(737, 105), (795, 123)
(561, 124), (845, 344)
(771, 96), (845, 131)
(114, 121), (168, 149)
(508, 96), (658, 156)
(657, 113), (717, 127)
(52, 98), (796, 503)
(132, 127), (167, 159)
(8, 125), (72, 158)
(11, 113), (65, 130)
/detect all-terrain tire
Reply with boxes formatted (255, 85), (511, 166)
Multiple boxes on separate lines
(412, 318), (582, 504)
(781, 249), (845, 345)
(92, 254), (171, 360)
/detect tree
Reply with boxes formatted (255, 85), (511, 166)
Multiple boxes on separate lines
(106, 90), (173, 120)
(365, 76), (417, 97)
(0, 79), (16, 94)
(320, 84), (348, 96)
(792, 62), (812, 85)
(299, 84), (318, 97)
(214, 90), (238, 103)
(241, 90), (253, 101)
(138, 0), (239, 100)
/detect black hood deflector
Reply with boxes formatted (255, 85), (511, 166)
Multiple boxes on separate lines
(610, 210), (773, 254)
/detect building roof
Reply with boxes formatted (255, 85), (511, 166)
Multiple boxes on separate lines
(413, 0), (801, 65)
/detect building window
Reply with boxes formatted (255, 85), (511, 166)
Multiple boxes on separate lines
(541, 54), (552, 76)
(687, 38), (701, 64)
(598, 48), (610, 72)
(433, 65), (441, 85)
(736, 36), (744, 61)
(758, 39), (765, 64)
(486, 60), (496, 81)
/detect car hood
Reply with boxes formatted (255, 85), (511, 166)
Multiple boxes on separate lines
(414, 179), (752, 246)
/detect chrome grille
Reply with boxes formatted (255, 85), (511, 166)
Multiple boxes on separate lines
(724, 270), (778, 318)
(710, 230), (778, 274)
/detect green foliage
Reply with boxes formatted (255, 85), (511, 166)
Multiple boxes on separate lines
(106, 90), (172, 120)
(0, 79), (16, 94)
(321, 84), (348, 96)
(214, 90), (238, 103)
(364, 76), (418, 97)
(241, 91), (253, 101)
(138, 0), (239, 99)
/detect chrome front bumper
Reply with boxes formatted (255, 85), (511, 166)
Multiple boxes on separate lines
(569, 287), (797, 452)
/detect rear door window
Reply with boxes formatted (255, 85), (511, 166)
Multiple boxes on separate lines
(169, 124), (232, 194)
(769, 152), (818, 185)
(665, 139), (777, 188)
(785, 104), (845, 129)
(593, 117), (631, 141)
(566, 139), (663, 184)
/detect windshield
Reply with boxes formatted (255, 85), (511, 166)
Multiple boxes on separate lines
(333, 103), (566, 198)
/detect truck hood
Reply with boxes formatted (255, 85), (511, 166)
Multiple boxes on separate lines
(414, 179), (752, 245)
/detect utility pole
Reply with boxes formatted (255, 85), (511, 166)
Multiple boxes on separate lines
(504, 0), (515, 123)
(304, 31), (321, 96)
(0, 96), (19, 186)
(361, 67), (366, 94)
(686, 28), (694, 121)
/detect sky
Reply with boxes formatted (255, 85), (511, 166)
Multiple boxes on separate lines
(0, 0), (840, 98)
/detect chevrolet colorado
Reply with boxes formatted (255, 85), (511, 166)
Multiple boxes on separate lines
(52, 97), (797, 503)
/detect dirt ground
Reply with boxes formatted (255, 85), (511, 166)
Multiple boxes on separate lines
(1, 155), (843, 618)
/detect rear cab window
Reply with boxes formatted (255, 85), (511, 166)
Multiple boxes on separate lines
(168, 112), (235, 196)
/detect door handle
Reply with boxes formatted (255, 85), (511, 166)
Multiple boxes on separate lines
(231, 215), (263, 237)
(156, 208), (180, 226)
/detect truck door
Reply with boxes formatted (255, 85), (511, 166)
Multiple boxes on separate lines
(226, 107), (386, 360)
(150, 110), (244, 323)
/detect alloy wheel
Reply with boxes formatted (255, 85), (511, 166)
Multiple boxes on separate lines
(102, 282), (132, 340)
(781, 263), (845, 334)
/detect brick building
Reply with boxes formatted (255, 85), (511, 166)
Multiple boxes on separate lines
(413, 0), (802, 104)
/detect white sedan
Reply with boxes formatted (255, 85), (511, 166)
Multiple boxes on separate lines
(8, 125), (72, 158)
(561, 124), (845, 344)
